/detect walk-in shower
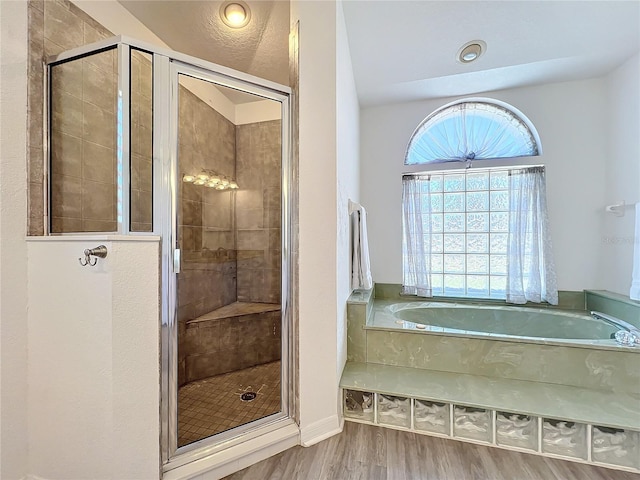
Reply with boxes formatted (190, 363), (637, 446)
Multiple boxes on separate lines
(45, 36), (293, 470)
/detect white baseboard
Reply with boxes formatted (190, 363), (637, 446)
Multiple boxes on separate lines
(300, 414), (344, 447)
(163, 422), (300, 480)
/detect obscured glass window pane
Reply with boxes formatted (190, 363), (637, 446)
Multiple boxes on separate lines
(421, 168), (513, 299)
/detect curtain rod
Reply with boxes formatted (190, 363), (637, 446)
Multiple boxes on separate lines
(402, 164), (544, 178)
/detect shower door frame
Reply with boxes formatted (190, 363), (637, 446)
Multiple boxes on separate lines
(45, 35), (296, 472)
(161, 58), (295, 469)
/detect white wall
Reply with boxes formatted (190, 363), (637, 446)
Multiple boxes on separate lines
(0, 1), (29, 478)
(295, 0), (342, 446)
(336, 0), (360, 384)
(235, 100), (282, 125)
(27, 238), (160, 480)
(601, 53), (640, 296)
(361, 78), (609, 292)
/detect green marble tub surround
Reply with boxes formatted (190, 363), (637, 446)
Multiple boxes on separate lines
(586, 290), (640, 329)
(347, 288), (374, 305)
(365, 330), (640, 393)
(360, 294), (640, 390)
(557, 291), (587, 310)
(346, 283), (640, 404)
(347, 288), (640, 389)
(374, 283), (404, 300)
(340, 362), (640, 431)
(347, 288), (373, 363)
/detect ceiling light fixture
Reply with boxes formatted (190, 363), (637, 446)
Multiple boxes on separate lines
(220, 1), (251, 29)
(457, 40), (486, 64)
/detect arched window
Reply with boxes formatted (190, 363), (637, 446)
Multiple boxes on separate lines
(401, 99), (557, 304)
(405, 99), (541, 165)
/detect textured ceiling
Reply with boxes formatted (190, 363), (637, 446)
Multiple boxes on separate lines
(117, 1), (639, 107)
(342, 1), (640, 106)
(118, 0), (290, 86)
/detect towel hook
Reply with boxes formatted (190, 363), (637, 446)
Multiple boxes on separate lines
(79, 245), (108, 267)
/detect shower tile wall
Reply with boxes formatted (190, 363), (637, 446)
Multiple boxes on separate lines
(29, 1), (152, 234)
(176, 86), (237, 323)
(176, 85), (237, 385)
(182, 310), (282, 384)
(28, 0), (115, 234)
(236, 120), (282, 304)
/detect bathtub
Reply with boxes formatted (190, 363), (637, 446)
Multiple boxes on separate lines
(372, 301), (624, 347)
(348, 294), (640, 394)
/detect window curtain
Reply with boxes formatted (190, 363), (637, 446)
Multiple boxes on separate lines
(506, 167), (558, 305)
(405, 102), (539, 165)
(402, 175), (431, 297)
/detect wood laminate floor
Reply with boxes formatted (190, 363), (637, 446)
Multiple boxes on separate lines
(225, 422), (640, 480)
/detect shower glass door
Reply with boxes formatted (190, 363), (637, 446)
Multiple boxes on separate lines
(170, 63), (290, 451)
(45, 36), (293, 469)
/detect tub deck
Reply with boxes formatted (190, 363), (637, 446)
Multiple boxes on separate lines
(341, 361), (640, 431)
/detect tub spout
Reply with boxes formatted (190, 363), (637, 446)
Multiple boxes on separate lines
(590, 311), (640, 347)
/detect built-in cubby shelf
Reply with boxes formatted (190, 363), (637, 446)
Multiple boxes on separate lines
(341, 362), (640, 473)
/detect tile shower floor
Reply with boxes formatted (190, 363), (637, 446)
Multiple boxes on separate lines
(178, 361), (281, 447)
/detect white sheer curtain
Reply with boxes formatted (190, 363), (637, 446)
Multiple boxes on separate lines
(402, 175), (431, 297)
(506, 167), (558, 305)
(405, 102), (539, 165)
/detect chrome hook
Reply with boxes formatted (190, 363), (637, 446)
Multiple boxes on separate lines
(79, 245), (108, 267)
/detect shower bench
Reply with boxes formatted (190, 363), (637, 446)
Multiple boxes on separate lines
(179, 302), (281, 385)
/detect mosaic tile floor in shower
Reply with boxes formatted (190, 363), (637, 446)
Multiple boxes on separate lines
(178, 361), (281, 447)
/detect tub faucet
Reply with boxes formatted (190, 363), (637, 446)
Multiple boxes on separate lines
(590, 311), (640, 347)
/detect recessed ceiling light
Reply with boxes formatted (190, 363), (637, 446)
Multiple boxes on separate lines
(457, 40), (486, 64)
(220, 1), (251, 28)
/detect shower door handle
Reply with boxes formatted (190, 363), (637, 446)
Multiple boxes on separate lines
(173, 249), (181, 274)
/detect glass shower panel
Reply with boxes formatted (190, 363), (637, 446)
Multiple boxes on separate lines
(176, 74), (283, 447)
(49, 48), (118, 233)
(130, 49), (153, 232)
